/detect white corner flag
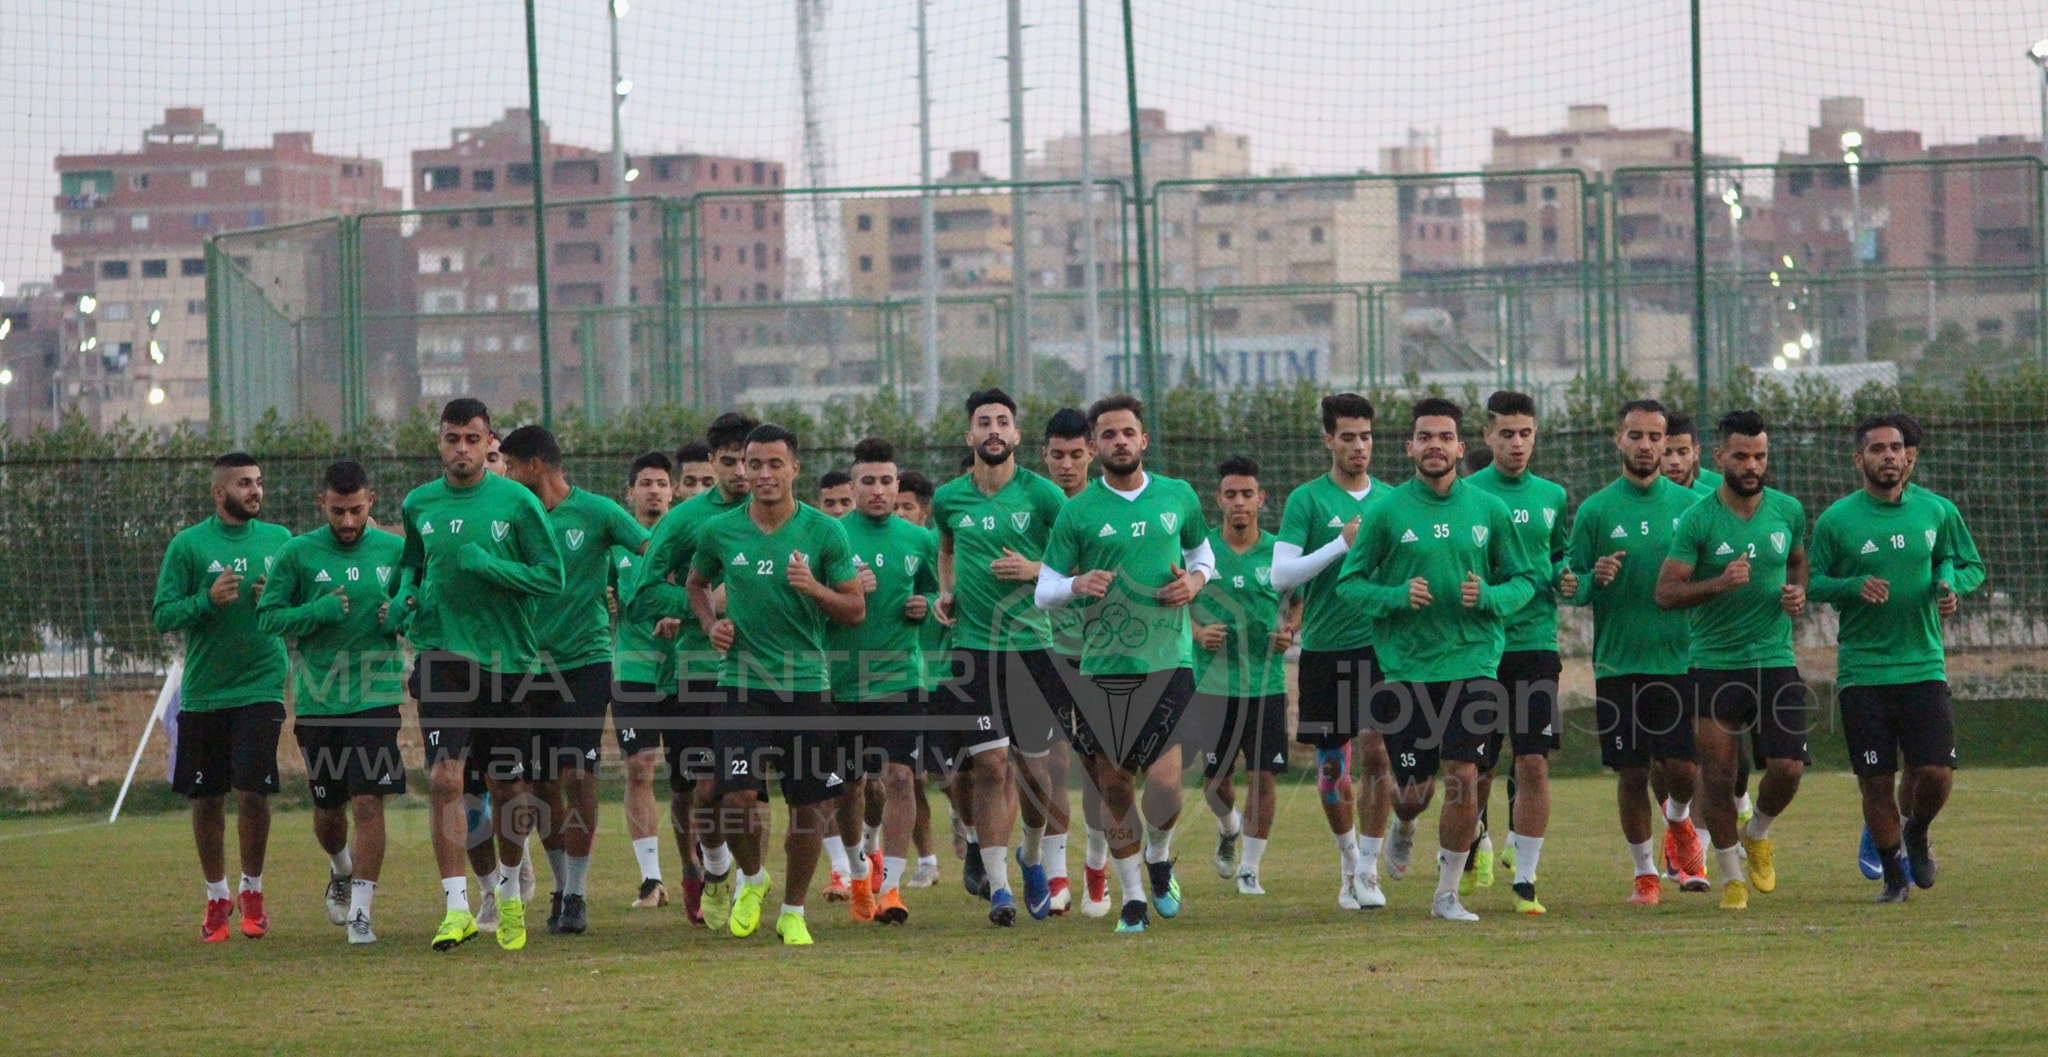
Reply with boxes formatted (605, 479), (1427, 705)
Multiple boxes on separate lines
(110, 661), (182, 824)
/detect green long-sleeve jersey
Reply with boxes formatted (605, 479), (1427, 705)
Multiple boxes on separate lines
(393, 473), (564, 674)
(829, 512), (941, 700)
(1808, 485), (1986, 689)
(1278, 473), (1387, 652)
(1565, 475), (1699, 677)
(623, 486), (748, 691)
(1665, 486), (1807, 670)
(151, 515), (292, 711)
(1192, 528), (1287, 697)
(256, 525), (406, 715)
(1337, 477), (1540, 683)
(689, 504), (858, 693)
(534, 487), (649, 671)
(1464, 464), (1569, 653)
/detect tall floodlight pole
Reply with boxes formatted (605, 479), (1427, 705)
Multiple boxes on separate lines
(1688, 0), (1707, 410)
(524, 0), (554, 426)
(1079, 0), (1102, 403)
(1007, 0), (1031, 394)
(1843, 129), (1868, 362)
(797, 0), (842, 362)
(916, 0), (940, 420)
(608, 0), (633, 414)
(1120, 0), (1156, 407)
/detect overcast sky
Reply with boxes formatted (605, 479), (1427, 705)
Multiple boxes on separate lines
(4, 0), (2042, 289)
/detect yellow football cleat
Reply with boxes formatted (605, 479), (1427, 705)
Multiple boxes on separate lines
(730, 874), (770, 938)
(775, 911), (814, 946)
(1720, 879), (1750, 910)
(495, 896), (527, 950)
(431, 909), (478, 951)
(1740, 835), (1776, 893)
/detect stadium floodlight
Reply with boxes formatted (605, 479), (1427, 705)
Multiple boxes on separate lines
(1772, 355), (1788, 371)
(0, 368), (13, 386)
(148, 307), (162, 327)
(1840, 130), (1863, 151)
(615, 78), (633, 99)
(148, 386), (165, 405)
(2031, 38), (2048, 62)
(1782, 254), (1796, 268)
(1782, 341), (1802, 361)
(0, 317), (11, 341)
(149, 339), (164, 364)
(625, 167), (640, 182)
(78, 295), (97, 314)
(612, 0), (629, 17)
(1800, 332), (1815, 350)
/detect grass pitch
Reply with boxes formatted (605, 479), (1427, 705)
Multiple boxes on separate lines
(4, 769), (2044, 1056)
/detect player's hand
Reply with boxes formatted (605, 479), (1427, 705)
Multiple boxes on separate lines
(1937, 582), (1960, 619)
(935, 592), (956, 626)
(1859, 576), (1890, 604)
(457, 542), (490, 573)
(252, 575), (267, 603)
(1072, 570), (1116, 599)
(990, 547), (1038, 582)
(654, 617), (682, 640)
(606, 585), (620, 619)
(1557, 568), (1579, 598)
(1407, 576), (1433, 609)
(1341, 515), (1362, 546)
(1461, 571), (1484, 608)
(328, 586), (350, 617)
(1156, 564), (1205, 607)
(1779, 582), (1806, 616)
(1719, 553), (1752, 590)
(1268, 622), (1297, 653)
(903, 594), (929, 621)
(207, 570), (243, 606)
(1593, 550), (1625, 587)
(785, 550), (819, 595)
(853, 558), (878, 595)
(708, 618), (736, 652)
(377, 600), (391, 626)
(1193, 622), (1226, 652)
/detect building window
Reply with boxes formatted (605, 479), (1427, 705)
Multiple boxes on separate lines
(736, 246), (745, 263)
(191, 212), (212, 231)
(130, 214), (150, 232)
(755, 282), (768, 301)
(1541, 185), (1557, 202)
(101, 302), (131, 321)
(1256, 229), (1272, 243)
(187, 298), (206, 315)
(244, 167), (263, 186)
(755, 242), (767, 269)
(472, 169), (496, 192)
(856, 213), (873, 232)
(507, 163), (535, 187)
(710, 162), (720, 180)
(142, 259), (168, 278)
(100, 260), (130, 280)
(713, 245), (723, 262)
(858, 255), (873, 272)
(246, 210), (265, 227)
(181, 258), (206, 277)
(567, 209), (588, 229)
(753, 202), (766, 230)
(1217, 231), (1232, 249)
(190, 169), (208, 188)
(753, 162), (766, 185)
(476, 209), (494, 228)
(129, 173), (150, 191)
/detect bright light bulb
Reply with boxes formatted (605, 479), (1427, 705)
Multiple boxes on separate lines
(615, 78), (633, 98)
(1782, 255), (1796, 268)
(148, 386), (166, 405)
(1772, 356), (1788, 371)
(1800, 332), (1814, 350)
(148, 308), (162, 327)
(78, 295), (97, 314)
(1769, 271), (1782, 287)
(625, 167), (641, 182)
(0, 318), (11, 340)
(1843, 150), (1860, 166)
(1783, 342), (1800, 359)
(81, 336), (97, 352)
(149, 339), (164, 363)
(1840, 130), (1863, 150)
(612, 0), (629, 17)
(1721, 187), (1740, 206)
(1729, 204), (1744, 221)
(0, 368), (13, 386)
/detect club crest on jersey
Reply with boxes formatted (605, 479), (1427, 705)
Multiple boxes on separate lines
(1160, 512), (1179, 533)
(1098, 523), (1117, 537)
(492, 521), (510, 542)
(1472, 525), (1489, 546)
(957, 513), (975, 529)
(314, 569), (332, 583)
(1011, 511), (1031, 532)
(1255, 567), (1271, 586)
(1542, 508), (1556, 529)
(1925, 529), (1937, 549)
(905, 556), (921, 576)
(375, 566), (391, 585)
(565, 529), (585, 551)
(1610, 524), (1628, 539)
(1769, 531), (1786, 554)
(1399, 529), (1418, 543)
(264, 557), (274, 572)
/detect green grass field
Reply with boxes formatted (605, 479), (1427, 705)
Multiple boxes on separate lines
(6, 770), (2045, 1056)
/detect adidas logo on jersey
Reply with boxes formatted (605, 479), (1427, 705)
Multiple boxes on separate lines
(1399, 529), (1419, 543)
(958, 514), (976, 529)
(377, 774), (392, 785)
(207, 560), (225, 573)
(617, 555), (632, 569)
(1715, 542), (1735, 556)
(420, 521), (434, 535)
(1861, 539), (1879, 554)
(1326, 515), (1345, 528)
(1099, 524), (1117, 537)
(314, 570), (332, 583)
(825, 773), (844, 788)
(1610, 524), (1629, 539)
(731, 552), (749, 565)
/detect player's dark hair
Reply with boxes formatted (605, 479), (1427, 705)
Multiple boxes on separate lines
(1410, 396), (1463, 429)
(746, 422), (799, 453)
(440, 398), (490, 428)
(851, 437), (896, 465)
(628, 450), (674, 487)
(1321, 392), (1375, 434)
(1664, 413), (1698, 441)
(212, 451), (259, 472)
(1617, 397), (1669, 424)
(706, 411), (761, 452)
(1087, 392), (1145, 428)
(321, 459), (370, 495)
(1217, 454), (1261, 481)
(957, 449), (976, 471)
(1718, 409), (1767, 441)
(1045, 407), (1089, 442)
(673, 441), (710, 466)
(1485, 390), (1537, 420)
(499, 424), (563, 467)
(965, 387), (1018, 421)
(1855, 412), (1923, 450)
(897, 470), (935, 504)
(818, 470), (852, 490)
(1463, 447), (1494, 475)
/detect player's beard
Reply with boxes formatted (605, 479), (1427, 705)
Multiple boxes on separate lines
(222, 494), (260, 521)
(1102, 449), (1142, 476)
(976, 438), (1016, 466)
(332, 523), (363, 547)
(1862, 463), (1904, 489)
(1727, 470), (1764, 497)
(1623, 449), (1658, 481)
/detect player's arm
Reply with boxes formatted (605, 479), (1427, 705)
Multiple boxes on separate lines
(1654, 507), (1741, 610)
(1270, 495), (1352, 592)
(456, 497), (565, 596)
(1336, 514), (1412, 617)
(1033, 509), (1090, 609)
(624, 518), (692, 622)
(150, 536), (218, 632)
(935, 521), (960, 625)
(1561, 502), (1598, 606)
(1780, 543), (1809, 615)
(1547, 488), (1574, 598)
(1803, 517), (1862, 605)
(1473, 504), (1541, 615)
(684, 565), (730, 650)
(1157, 525), (1217, 607)
(255, 550), (345, 637)
(1936, 499), (1988, 596)
(906, 533), (941, 623)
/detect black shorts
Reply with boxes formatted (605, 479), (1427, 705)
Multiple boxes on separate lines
(610, 679), (666, 757)
(1375, 679), (1510, 784)
(171, 701), (284, 799)
(1068, 668), (1197, 772)
(1839, 681), (1957, 777)
(531, 661), (612, 781)
(1295, 646), (1379, 751)
(1593, 672), (1697, 770)
(929, 648), (1076, 761)
(838, 692), (925, 775)
(1190, 692), (1290, 777)
(294, 706), (408, 809)
(1497, 650), (1563, 759)
(411, 651), (535, 782)
(711, 687), (843, 807)
(1691, 666), (1813, 767)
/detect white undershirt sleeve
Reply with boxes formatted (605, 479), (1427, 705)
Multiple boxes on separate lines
(1270, 535), (1349, 592)
(1034, 564), (1077, 610)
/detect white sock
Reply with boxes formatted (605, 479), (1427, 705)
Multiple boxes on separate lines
(918, 854), (938, 868)
(1334, 831), (1360, 878)
(1242, 836), (1268, 872)
(848, 846), (871, 880)
(349, 878), (377, 918)
(547, 846), (570, 890)
(565, 855), (591, 897)
(702, 842), (733, 877)
(979, 845), (1011, 894)
(1716, 843), (1744, 883)
(1664, 798), (1690, 824)
(239, 874), (262, 894)
(1735, 792), (1754, 816)
(1216, 807), (1242, 836)
(632, 836), (662, 882)
(497, 862), (522, 902)
(742, 868), (768, 888)
(1143, 823), (1175, 865)
(882, 855), (907, 893)
(1112, 852), (1146, 906)
(1629, 839), (1657, 878)
(205, 879), (231, 901)
(778, 902), (805, 919)
(1356, 834), (1383, 880)
(1510, 833), (1544, 887)
(962, 825), (980, 847)
(329, 848), (353, 876)
(862, 822), (882, 857)
(442, 876), (469, 913)
(823, 835), (852, 876)
(1043, 833), (1070, 880)
(1085, 827), (1109, 870)
(1435, 848), (1470, 900)
(1745, 809), (1776, 841)
(1020, 824), (1045, 866)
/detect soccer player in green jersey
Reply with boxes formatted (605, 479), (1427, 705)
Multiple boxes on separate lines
(1655, 410), (1811, 910)
(686, 423), (866, 945)
(1461, 391), (1572, 907)
(817, 471), (855, 518)
(1564, 400), (1710, 905)
(1809, 414), (1984, 902)
(256, 460), (406, 944)
(392, 398), (566, 951)
(500, 425), (651, 936)
(1037, 394), (1216, 933)
(930, 388), (1071, 925)
(153, 452), (292, 943)
(623, 412), (759, 927)
(1189, 456), (1297, 895)
(818, 460), (874, 906)
(613, 450), (679, 910)
(1029, 407), (1092, 915)
(1663, 414), (1724, 497)
(894, 470), (948, 888)
(1273, 393), (1394, 911)
(1338, 397), (1542, 921)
